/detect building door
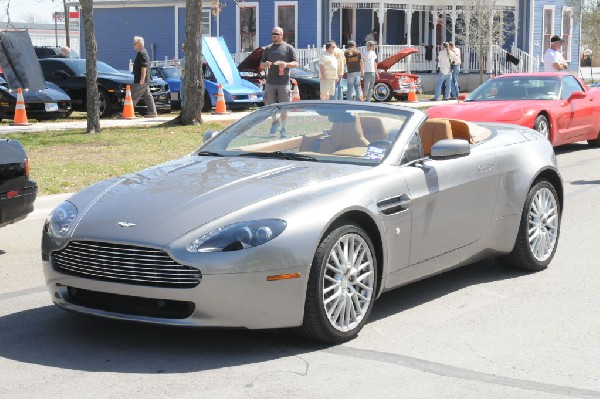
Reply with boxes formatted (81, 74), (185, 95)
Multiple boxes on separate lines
(341, 8), (354, 47)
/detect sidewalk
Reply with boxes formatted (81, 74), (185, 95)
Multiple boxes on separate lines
(0, 112), (251, 135)
(0, 100), (442, 135)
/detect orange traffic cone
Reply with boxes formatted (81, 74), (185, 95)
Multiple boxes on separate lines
(407, 83), (418, 103)
(11, 88), (31, 126)
(214, 83), (229, 114)
(360, 90), (365, 101)
(291, 79), (300, 101)
(122, 85), (136, 119)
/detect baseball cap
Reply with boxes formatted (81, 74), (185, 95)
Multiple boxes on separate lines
(550, 35), (564, 43)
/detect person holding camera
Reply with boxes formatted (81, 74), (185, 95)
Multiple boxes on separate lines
(430, 42), (457, 101)
(448, 42), (461, 99)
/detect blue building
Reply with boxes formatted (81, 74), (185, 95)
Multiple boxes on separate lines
(74, 0), (580, 74)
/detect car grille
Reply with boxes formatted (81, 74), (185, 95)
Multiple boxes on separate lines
(52, 241), (202, 288)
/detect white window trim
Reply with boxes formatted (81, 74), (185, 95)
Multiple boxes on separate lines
(274, 1), (298, 47)
(542, 5), (555, 62)
(561, 6), (573, 62)
(236, 2), (259, 52)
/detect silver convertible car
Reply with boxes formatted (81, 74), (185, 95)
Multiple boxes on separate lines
(42, 101), (563, 343)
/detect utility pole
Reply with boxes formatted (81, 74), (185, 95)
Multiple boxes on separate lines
(64, 0), (71, 47)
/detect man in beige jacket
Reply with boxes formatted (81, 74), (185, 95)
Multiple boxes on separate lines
(333, 46), (346, 100)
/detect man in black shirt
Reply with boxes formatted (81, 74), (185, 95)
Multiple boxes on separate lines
(260, 26), (298, 137)
(132, 36), (157, 117)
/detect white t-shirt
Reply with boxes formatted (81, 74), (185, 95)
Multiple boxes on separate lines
(544, 48), (566, 72)
(319, 52), (338, 80)
(363, 50), (377, 73)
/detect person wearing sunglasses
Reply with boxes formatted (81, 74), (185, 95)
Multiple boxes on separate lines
(260, 26), (298, 137)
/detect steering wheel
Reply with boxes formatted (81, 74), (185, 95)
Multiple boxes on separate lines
(368, 140), (393, 150)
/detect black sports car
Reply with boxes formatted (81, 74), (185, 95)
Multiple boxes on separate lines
(39, 58), (170, 117)
(0, 138), (37, 228)
(0, 74), (71, 122)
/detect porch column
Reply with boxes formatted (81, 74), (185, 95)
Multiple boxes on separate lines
(451, 7), (457, 43)
(464, 11), (471, 73)
(514, 9), (519, 49)
(405, 9), (413, 46)
(487, 11), (493, 73)
(376, 2), (386, 44)
(424, 11), (430, 45)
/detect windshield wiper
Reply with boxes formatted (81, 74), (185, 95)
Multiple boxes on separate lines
(238, 151), (319, 162)
(196, 151), (224, 157)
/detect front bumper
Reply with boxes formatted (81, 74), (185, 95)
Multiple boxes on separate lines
(0, 101), (71, 120)
(42, 259), (307, 329)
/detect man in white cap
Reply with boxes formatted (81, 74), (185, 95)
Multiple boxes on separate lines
(544, 35), (568, 72)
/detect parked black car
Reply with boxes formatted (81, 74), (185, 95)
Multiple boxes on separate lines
(0, 138), (37, 228)
(0, 74), (71, 121)
(39, 58), (170, 117)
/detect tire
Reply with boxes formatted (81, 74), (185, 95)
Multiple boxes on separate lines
(299, 223), (378, 343)
(201, 91), (212, 112)
(498, 180), (561, 272)
(372, 83), (393, 102)
(98, 88), (112, 118)
(299, 84), (317, 100)
(587, 132), (600, 147)
(533, 114), (550, 141)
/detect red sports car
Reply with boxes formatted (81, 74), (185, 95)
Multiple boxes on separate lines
(371, 47), (422, 102)
(426, 73), (600, 147)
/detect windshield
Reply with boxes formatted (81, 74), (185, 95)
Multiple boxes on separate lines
(200, 103), (412, 166)
(467, 76), (560, 101)
(68, 60), (122, 75)
(290, 67), (317, 78)
(159, 67), (180, 79)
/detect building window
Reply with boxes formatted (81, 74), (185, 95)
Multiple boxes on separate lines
(240, 6), (257, 52)
(542, 6), (554, 55)
(275, 2), (297, 47)
(562, 7), (573, 61)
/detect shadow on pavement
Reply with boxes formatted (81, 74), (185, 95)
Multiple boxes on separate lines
(554, 142), (592, 155)
(370, 259), (523, 322)
(0, 259), (523, 373)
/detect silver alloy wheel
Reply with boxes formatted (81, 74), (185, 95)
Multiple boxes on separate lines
(536, 118), (549, 139)
(528, 187), (559, 262)
(322, 233), (375, 332)
(98, 92), (107, 115)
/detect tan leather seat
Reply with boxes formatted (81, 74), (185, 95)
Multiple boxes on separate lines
(319, 117), (369, 154)
(360, 116), (388, 143)
(447, 119), (474, 144)
(419, 118), (452, 156)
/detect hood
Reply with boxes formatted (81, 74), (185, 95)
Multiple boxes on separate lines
(0, 31), (46, 91)
(377, 47), (419, 72)
(426, 101), (531, 122)
(237, 47), (264, 74)
(202, 36), (244, 86)
(70, 156), (364, 245)
(98, 71), (134, 84)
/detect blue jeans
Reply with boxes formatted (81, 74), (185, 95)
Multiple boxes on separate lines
(334, 76), (344, 100)
(434, 72), (452, 100)
(363, 72), (376, 101)
(346, 72), (361, 100)
(451, 65), (460, 98)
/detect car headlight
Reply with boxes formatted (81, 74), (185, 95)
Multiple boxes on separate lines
(187, 219), (287, 253)
(45, 201), (78, 242)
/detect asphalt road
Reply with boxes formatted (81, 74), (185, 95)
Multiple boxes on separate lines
(1, 143), (600, 398)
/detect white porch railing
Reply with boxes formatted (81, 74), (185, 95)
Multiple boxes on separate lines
(144, 44), (539, 76)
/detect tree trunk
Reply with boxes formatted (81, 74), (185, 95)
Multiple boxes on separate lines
(80, 0), (100, 133)
(64, 0), (71, 47)
(177, 0), (204, 125)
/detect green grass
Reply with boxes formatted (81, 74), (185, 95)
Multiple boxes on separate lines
(5, 122), (229, 195)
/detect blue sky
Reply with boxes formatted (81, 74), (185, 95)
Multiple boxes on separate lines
(1, 0), (63, 24)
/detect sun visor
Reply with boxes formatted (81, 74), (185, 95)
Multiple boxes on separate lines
(0, 31), (46, 91)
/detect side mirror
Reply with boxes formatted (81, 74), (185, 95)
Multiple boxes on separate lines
(203, 130), (220, 142)
(54, 70), (70, 79)
(566, 91), (586, 102)
(430, 139), (470, 160)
